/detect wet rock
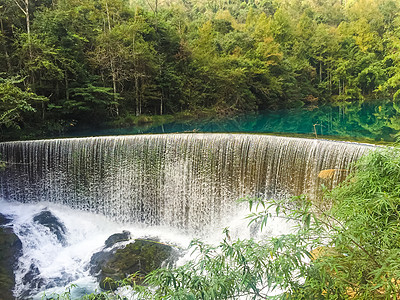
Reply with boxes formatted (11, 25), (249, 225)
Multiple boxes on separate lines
(90, 238), (177, 290)
(0, 214), (12, 226)
(90, 250), (115, 276)
(89, 231), (132, 280)
(0, 213), (22, 300)
(19, 266), (75, 299)
(21, 263), (45, 290)
(33, 210), (66, 245)
(104, 231), (131, 248)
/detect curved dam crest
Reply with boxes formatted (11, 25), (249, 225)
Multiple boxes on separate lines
(0, 134), (373, 232)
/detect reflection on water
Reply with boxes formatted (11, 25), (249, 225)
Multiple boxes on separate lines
(70, 100), (400, 143)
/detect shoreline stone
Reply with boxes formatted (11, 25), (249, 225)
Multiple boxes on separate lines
(0, 213), (22, 300)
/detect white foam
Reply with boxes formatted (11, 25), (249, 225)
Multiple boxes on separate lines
(0, 198), (295, 299)
(0, 200), (193, 298)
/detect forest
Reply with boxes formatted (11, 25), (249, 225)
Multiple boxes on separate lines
(0, 0), (400, 140)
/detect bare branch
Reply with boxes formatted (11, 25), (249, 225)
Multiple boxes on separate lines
(12, 0), (27, 15)
(145, 0), (155, 13)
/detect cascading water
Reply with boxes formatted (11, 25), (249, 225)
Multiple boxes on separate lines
(0, 134), (372, 231)
(0, 200), (194, 299)
(0, 134), (374, 298)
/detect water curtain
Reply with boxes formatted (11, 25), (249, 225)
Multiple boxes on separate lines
(0, 134), (372, 232)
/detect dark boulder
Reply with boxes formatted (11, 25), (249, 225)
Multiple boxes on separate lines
(0, 214), (22, 300)
(21, 263), (46, 290)
(33, 210), (66, 245)
(104, 231), (131, 248)
(0, 214), (12, 226)
(90, 238), (177, 290)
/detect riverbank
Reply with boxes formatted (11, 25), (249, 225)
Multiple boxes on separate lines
(2, 100), (398, 146)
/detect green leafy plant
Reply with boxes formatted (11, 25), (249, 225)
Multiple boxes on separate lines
(0, 76), (47, 129)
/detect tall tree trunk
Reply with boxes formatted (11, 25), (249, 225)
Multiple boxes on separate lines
(319, 61), (322, 83)
(155, 0), (158, 31)
(146, 0), (158, 30)
(13, 0), (31, 57)
(135, 73), (140, 116)
(112, 68), (118, 115)
(65, 70), (69, 100)
(159, 61), (163, 115)
(25, 0), (30, 36)
(139, 77), (142, 116)
(24, 0), (32, 58)
(105, 1), (111, 31)
(0, 19), (11, 72)
(4, 47), (11, 73)
(133, 6), (139, 116)
(105, 1), (118, 116)
(160, 94), (163, 115)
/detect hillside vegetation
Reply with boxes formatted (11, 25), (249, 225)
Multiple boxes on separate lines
(0, 0), (399, 139)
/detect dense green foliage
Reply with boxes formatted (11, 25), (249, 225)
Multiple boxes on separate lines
(47, 147), (400, 299)
(1, 0), (400, 140)
(0, 76), (46, 129)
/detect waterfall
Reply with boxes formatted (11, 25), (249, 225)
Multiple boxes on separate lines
(0, 134), (373, 232)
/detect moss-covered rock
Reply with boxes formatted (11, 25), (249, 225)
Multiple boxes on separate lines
(0, 214), (22, 300)
(90, 238), (177, 291)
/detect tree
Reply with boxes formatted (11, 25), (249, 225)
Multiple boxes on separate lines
(0, 76), (46, 129)
(383, 15), (400, 100)
(90, 7), (160, 117)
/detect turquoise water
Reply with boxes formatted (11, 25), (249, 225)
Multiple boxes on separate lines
(71, 100), (400, 143)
